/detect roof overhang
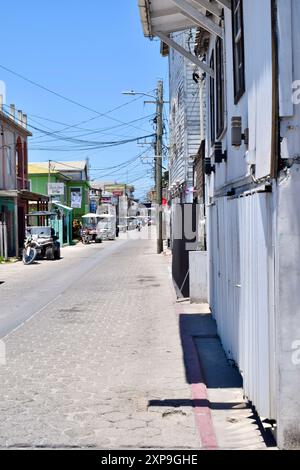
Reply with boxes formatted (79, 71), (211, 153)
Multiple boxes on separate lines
(138, 0), (230, 77)
(19, 190), (49, 202)
(138, 0), (228, 37)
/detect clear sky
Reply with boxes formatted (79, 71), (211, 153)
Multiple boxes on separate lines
(0, 0), (168, 200)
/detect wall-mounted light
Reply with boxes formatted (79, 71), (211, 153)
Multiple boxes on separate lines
(204, 158), (215, 175)
(231, 117), (249, 147)
(214, 142), (227, 164)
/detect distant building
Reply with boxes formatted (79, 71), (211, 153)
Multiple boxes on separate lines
(28, 163), (73, 245)
(28, 160), (90, 239)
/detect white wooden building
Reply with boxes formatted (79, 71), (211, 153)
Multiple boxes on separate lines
(167, 30), (203, 204)
(138, 0), (300, 449)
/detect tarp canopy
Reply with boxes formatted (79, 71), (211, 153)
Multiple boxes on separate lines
(82, 213), (103, 219)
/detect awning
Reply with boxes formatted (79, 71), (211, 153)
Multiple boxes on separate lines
(0, 190), (18, 198)
(19, 190), (49, 202)
(138, 0), (225, 37)
(138, 0), (231, 77)
(52, 201), (73, 212)
(82, 213), (103, 219)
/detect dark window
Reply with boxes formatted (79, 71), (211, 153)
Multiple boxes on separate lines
(232, 0), (245, 103)
(216, 37), (225, 137)
(209, 53), (215, 144)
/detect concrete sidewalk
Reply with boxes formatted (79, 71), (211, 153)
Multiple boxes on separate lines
(176, 301), (276, 450)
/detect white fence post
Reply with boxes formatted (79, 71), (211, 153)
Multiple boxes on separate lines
(0, 221), (8, 260)
(0, 221), (3, 258)
(3, 222), (8, 260)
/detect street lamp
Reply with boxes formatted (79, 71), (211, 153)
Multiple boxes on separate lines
(122, 90), (157, 100)
(122, 82), (164, 254)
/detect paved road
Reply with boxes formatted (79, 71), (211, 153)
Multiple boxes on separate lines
(0, 234), (272, 449)
(0, 236), (200, 449)
(0, 239), (127, 338)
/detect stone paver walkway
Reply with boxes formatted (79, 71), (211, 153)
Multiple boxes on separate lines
(0, 238), (199, 449)
(0, 235), (274, 449)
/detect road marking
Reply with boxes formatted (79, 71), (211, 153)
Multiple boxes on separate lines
(1, 294), (63, 342)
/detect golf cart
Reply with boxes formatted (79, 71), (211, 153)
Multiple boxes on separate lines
(81, 213), (103, 244)
(96, 214), (116, 240)
(24, 211), (61, 261)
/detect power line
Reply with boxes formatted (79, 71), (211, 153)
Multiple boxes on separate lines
(29, 114), (156, 144)
(28, 132), (155, 152)
(0, 64), (153, 133)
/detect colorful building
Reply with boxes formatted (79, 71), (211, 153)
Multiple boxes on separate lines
(28, 160), (90, 240)
(0, 105), (48, 258)
(28, 163), (74, 245)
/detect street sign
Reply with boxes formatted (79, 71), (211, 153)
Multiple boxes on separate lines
(48, 183), (64, 196)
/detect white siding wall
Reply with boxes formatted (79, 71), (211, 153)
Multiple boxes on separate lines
(205, 0), (276, 421)
(169, 31), (202, 196)
(279, 0), (300, 159)
(208, 192), (276, 419)
(206, 0), (274, 197)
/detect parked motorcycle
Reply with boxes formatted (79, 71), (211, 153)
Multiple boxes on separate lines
(22, 231), (38, 265)
(81, 228), (93, 244)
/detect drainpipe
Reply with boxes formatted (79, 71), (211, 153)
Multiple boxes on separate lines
(271, 0), (280, 177)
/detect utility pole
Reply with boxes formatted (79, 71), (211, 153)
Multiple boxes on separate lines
(155, 80), (164, 254)
(121, 82), (165, 254)
(48, 159), (52, 211)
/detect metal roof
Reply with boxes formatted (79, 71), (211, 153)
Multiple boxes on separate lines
(28, 161), (87, 173)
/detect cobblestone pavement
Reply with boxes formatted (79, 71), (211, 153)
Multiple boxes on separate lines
(0, 237), (200, 449)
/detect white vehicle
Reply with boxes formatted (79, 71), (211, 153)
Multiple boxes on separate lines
(96, 214), (116, 240)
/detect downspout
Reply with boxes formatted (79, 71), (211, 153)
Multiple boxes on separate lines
(270, 0), (280, 425)
(271, 0), (280, 178)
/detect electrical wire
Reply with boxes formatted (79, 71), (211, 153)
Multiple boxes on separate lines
(0, 64), (154, 134)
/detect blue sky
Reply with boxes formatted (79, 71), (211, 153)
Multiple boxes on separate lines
(0, 0), (168, 200)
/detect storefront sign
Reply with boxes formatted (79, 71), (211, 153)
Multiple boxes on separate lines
(71, 189), (82, 208)
(48, 183), (64, 196)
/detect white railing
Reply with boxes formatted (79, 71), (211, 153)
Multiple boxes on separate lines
(0, 222), (8, 260)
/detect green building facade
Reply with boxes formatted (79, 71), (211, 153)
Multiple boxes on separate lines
(28, 165), (74, 245)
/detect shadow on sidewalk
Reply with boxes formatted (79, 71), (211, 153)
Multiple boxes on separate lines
(148, 309), (276, 448)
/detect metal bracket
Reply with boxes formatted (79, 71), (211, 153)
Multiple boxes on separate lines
(215, 0), (231, 10)
(156, 32), (214, 78)
(169, 0), (223, 38)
